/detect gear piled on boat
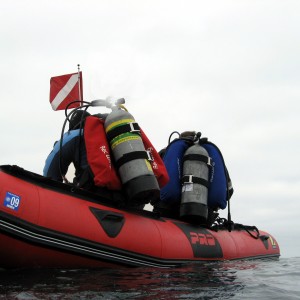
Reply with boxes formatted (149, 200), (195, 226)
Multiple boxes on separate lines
(155, 130), (234, 227)
(57, 98), (169, 207)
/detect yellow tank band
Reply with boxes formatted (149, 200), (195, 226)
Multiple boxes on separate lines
(105, 118), (135, 133)
(111, 133), (141, 150)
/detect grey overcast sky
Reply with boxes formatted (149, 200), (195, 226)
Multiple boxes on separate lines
(1, 0), (299, 257)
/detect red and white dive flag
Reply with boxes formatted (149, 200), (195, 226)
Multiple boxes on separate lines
(49, 72), (83, 111)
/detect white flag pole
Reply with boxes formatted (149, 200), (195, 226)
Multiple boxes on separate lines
(77, 64), (82, 104)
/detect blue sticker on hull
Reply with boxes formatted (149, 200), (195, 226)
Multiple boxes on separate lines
(4, 192), (21, 211)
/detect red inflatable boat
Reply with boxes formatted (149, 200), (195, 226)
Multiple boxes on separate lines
(0, 165), (280, 269)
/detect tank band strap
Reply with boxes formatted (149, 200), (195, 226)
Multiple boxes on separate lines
(115, 150), (153, 169)
(106, 122), (140, 142)
(183, 154), (212, 167)
(181, 175), (209, 188)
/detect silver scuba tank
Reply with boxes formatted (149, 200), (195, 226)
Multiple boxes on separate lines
(180, 143), (211, 224)
(104, 106), (160, 205)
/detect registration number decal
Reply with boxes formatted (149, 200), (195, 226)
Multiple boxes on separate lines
(4, 191), (21, 211)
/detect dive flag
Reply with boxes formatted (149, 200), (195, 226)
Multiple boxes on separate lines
(49, 72), (83, 111)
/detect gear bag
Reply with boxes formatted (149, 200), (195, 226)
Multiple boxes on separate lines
(84, 116), (122, 190)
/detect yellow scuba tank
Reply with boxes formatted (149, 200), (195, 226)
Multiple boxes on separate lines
(104, 105), (160, 205)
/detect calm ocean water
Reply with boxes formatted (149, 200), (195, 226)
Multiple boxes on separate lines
(0, 257), (299, 299)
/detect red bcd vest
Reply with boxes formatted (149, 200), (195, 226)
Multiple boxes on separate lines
(84, 116), (122, 190)
(140, 129), (169, 188)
